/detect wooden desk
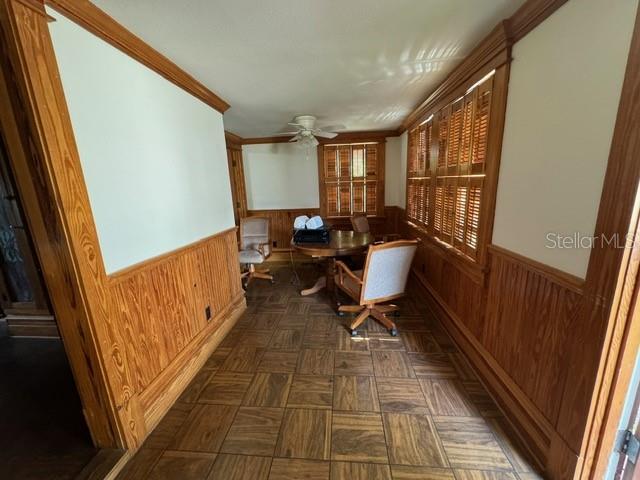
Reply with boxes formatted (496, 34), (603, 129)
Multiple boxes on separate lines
(292, 230), (373, 296)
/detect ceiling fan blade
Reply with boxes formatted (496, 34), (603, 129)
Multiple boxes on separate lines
(314, 131), (338, 139)
(275, 131), (300, 136)
(288, 134), (302, 142)
(287, 122), (305, 128)
(317, 124), (346, 132)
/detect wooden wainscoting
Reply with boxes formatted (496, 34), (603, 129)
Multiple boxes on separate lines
(246, 206), (406, 252)
(391, 207), (587, 473)
(107, 228), (246, 433)
(247, 208), (320, 250)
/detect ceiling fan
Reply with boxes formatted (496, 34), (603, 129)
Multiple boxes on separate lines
(278, 115), (346, 147)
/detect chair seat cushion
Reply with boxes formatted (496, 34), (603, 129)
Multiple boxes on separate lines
(335, 269), (363, 300)
(239, 249), (264, 264)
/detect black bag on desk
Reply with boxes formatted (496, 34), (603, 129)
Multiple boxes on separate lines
(292, 226), (330, 244)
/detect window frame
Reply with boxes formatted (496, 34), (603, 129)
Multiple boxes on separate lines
(404, 66), (509, 270)
(318, 140), (386, 219)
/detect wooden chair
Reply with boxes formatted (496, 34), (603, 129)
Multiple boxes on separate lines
(350, 214), (400, 242)
(239, 216), (274, 287)
(334, 239), (418, 336)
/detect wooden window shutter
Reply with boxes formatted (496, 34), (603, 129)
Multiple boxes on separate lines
(408, 128), (419, 176)
(434, 180), (444, 234)
(465, 178), (482, 257)
(460, 93), (474, 167)
(366, 183), (377, 215)
(447, 99), (464, 168)
(353, 182), (365, 213)
(471, 77), (492, 171)
(442, 180), (456, 240)
(324, 146), (338, 179)
(365, 144), (378, 177)
(338, 145), (351, 178)
(454, 179), (469, 247)
(326, 184), (339, 216)
(437, 109), (449, 170)
(352, 145), (365, 178)
(339, 184), (351, 215)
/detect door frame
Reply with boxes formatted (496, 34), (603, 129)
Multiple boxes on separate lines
(0, 2), (120, 447)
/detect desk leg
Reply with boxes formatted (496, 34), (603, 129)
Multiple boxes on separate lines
(301, 276), (326, 296)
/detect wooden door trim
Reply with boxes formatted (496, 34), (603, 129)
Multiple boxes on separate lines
(0, 0), (134, 447)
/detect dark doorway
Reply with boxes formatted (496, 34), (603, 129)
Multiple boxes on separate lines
(0, 136), (98, 479)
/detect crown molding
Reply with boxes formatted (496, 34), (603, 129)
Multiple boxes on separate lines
(46, 0), (230, 113)
(224, 130), (244, 146)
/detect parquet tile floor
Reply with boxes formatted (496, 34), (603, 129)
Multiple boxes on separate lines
(117, 263), (543, 480)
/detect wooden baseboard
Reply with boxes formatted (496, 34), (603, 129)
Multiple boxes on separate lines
(138, 292), (246, 433)
(412, 269), (550, 473)
(6, 315), (59, 337)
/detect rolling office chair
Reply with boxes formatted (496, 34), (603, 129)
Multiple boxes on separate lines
(334, 239), (418, 336)
(239, 216), (274, 287)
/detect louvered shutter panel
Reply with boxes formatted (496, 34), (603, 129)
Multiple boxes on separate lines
(366, 144), (377, 177)
(352, 145), (365, 178)
(460, 93), (474, 170)
(326, 184), (339, 216)
(442, 181), (456, 242)
(465, 179), (482, 258)
(339, 184), (351, 215)
(408, 128), (419, 176)
(434, 180), (444, 234)
(437, 109), (448, 171)
(325, 146), (338, 179)
(366, 183), (377, 215)
(447, 99), (463, 169)
(471, 78), (492, 173)
(454, 179), (469, 248)
(353, 182), (365, 213)
(338, 145), (351, 178)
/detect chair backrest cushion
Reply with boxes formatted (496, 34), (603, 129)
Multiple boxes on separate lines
(361, 240), (417, 303)
(241, 217), (270, 253)
(350, 215), (370, 233)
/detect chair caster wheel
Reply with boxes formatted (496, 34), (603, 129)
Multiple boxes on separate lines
(270, 279), (275, 285)
(350, 329), (358, 337)
(390, 328), (398, 337)
(337, 311), (345, 317)
(393, 311), (400, 317)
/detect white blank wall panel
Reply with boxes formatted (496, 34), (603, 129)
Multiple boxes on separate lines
(243, 143), (319, 210)
(48, 9), (234, 274)
(492, 0), (638, 278)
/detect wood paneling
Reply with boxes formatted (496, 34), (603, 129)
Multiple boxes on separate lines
(247, 206), (403, 252)
(46, 0), (230, 113)
(0, 0), (246, 455)
(247, 208), (320, 250)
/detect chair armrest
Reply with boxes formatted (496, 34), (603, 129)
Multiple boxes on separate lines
(335, 260), (363, 285)
(256, 242), (271, 257)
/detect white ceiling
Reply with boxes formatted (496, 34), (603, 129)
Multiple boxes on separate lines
(92, 0), (525, 137)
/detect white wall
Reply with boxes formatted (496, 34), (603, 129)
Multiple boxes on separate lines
(243, 139), (403, 211)
(48, 9), (235, 274)
(492, 0), (638, 278)
(242, 143), (320, 210)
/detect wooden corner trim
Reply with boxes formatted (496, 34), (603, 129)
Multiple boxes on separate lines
(508, 0), (569, 43)
(488, 244), (585, 294)
(107, 227), (238, 283)
(45, 0), (230, 113)
(224, 130), (244, 146)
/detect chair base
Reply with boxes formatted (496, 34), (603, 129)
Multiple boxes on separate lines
(339, 303), (399, 336)
(241, 264), (274, 287)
